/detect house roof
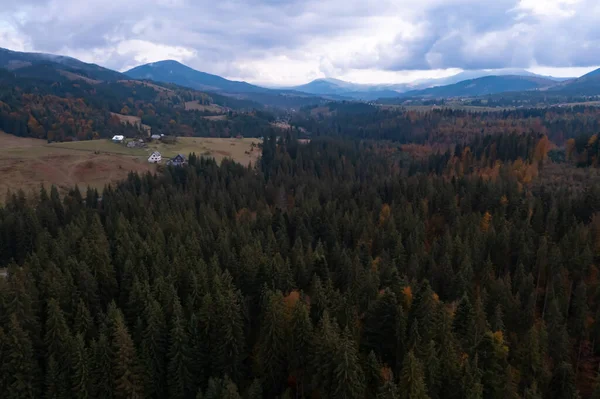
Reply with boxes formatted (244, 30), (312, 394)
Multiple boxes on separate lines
(150, 151), (161, 156)
(112, 135), (124, 140)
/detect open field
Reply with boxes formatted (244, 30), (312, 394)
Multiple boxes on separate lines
(184, 101), (226, 113)
(50, 137), (261, 164)
(0, 132), (261, 198)
(0, 132), (155, 198)
(110, 112), (152, 133)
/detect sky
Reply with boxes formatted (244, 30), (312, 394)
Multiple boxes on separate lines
(1, 0), (599, 86)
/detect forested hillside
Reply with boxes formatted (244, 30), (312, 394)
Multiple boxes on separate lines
(294, 103), (600, 145)
(1, 133), (600, 398)
(0, 67), (277, 141)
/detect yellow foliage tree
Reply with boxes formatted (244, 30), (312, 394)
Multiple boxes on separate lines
(379, 204), (391, 226)
(481, 211), (492, 233)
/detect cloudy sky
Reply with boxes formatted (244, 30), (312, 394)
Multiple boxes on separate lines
(0, 0), (599, 85)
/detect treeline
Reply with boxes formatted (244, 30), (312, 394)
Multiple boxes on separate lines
(1, 137), (600, 398)
(293, 103), (600, 146)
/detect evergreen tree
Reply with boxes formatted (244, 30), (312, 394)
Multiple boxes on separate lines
(111, 310), (143, 399)
(256, 290), (289, 394)
(168, 298), (192, 399)
(290, 299), (313, 398)
(399, 350), (430, 399)
(141, 298), (168, 398)
(332, 327), (365, 399)
(72, 334), (91, 399)
(549, 362), (580, 399)
(91, 333), (113, 399)
(362, 290), (399, 367)
(377, 372), (399, 399)
(5, 314), (40, 399)
(453, 293), (476, 351)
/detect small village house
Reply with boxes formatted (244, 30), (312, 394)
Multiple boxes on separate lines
(148, 151), (162, 163)
(167, 154), (187, 166)
(112, 135), (124, 143)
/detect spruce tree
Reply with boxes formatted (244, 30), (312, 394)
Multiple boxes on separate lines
(362, 290), (398, 367)
(5, 314), (40, 399)
(453, 293), (476, 351)
(399, 350), (430, 399)
(141, 298), (168, 398)
(549, 362), (580, 399)
(111, 310), (143, 399)
(91, 333), (114, 399)
(72, 333), (91, 399)
(213, 271), (246, 383)
(168, 298), (192, 399)
(257, 290), (289, 394)
(332, 327), (365, 399)
(365, 351), (383, 396)
(290, 299), (313, 397)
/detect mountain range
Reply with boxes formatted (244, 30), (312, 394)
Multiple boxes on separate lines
(1, 46), (600, 107)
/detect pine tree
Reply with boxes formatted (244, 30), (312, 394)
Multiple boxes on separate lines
(213, 271), (246, 383)
(522, 382), (541, 399)
(245, 378), (263, 399)
(377, 374), (399, 399)
(399, 350), (430, 399)
(111, 310), (143, 399)
(549, 362), (580, 399)
(362, 290), (399, 367)
(45, 355), (61, 399)
(311, 311), (340, 398)
(221, 376), (242, 399)
(332, 327), (365, 399)
(91, 333), (114, 398)
(365, 351), (383, 396)
(256, 290), (289, 394)
(44, 298), (72, 397)
(168, 297), (192, 399)
(491, 304), (504, 333)
(72, 333), (91, 399)
(453, 293), (476, 351)
(141, 298), (167, 398)
(290, 299), (313, 397)
(74, 298), (94, 342)
(5, 314), (40, 399)
(410, 280), (438, 344)
(422, 340), (440, 399)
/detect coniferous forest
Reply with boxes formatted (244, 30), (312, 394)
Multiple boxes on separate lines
(2, 128), (600, 399)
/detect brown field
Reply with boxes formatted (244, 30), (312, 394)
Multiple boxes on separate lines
(271, 121), (292, 130)
(203, 115), (228, 121)
(0, 132), (155, 198)
(184, 101), (226, 113)
(118, 80), (174, 93)
(0, 132), (261, 198)
(110, 112), (152, 133)
(59, 70), (101, 84)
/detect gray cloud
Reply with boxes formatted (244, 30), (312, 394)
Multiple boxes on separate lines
(0, 0), (599, 83)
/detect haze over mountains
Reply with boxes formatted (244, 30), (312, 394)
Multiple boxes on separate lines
(1, 46), (600, 107)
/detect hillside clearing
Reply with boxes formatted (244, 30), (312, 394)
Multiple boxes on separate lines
(110, 112), (152, 133)
(184, 101), (226, 113)
(0, 132), (261, 198)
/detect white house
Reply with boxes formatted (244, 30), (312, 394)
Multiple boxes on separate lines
(148, 151), (162, 163)
(112, 135), (124, 143)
